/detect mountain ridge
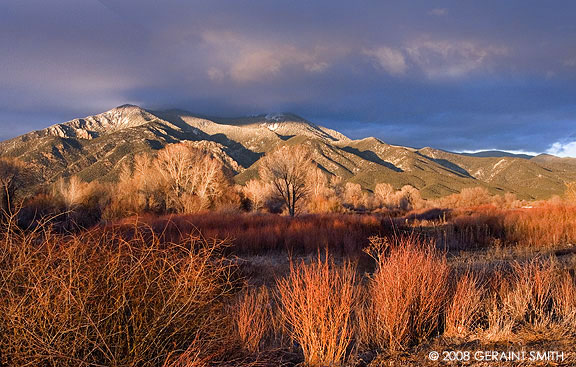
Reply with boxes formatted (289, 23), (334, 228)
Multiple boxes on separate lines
(1, 105), (574, 200)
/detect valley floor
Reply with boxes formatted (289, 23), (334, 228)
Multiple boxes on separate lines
(2, 206), (576, 366)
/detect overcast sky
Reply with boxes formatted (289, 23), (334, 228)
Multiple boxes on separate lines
(1, 0), (576, 156)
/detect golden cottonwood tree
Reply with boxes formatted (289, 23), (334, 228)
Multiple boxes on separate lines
(343, 182), (363, 208)
(111, 154), (164, 216)
(55, 176), (89, 210)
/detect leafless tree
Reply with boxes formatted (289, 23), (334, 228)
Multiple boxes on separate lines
(343, 182), (363, 209)
(305, 168), (342, 213)
(243, 179), (273, 211)
(132, 153), (164, 212)
(55, 176), (86, 210)
(0, 158), (26, 216)
(155, 143), (229, 213)
(307, 166), (330, 199)
(259, 145), (315, 217)
(397, 185), (423, 211)
(112, 154), (164, 215)
(374, 183), (394, 205)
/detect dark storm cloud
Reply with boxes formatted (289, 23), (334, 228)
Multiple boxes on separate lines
(1, 0), (576, 155)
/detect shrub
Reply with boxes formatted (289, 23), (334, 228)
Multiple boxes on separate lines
(510, 259), (557, 328)
(234, 286), (272, 354)
(277, 256), (358, 366)
(435, 204), (576, 249)
(363, 236), (450, 351)
(125, 213), (389, 255)
(0, 225), (235, 366)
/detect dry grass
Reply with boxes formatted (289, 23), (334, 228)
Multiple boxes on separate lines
(0, 221), (235, 366)
(445, 271), (484, 338)
(276, 256), (358, 366)
(512, 259), (557, 327)
(555, 273), (576, 328)
(482, 258), (576, 342)
(362, 236), (450, 352)
(484, 290), (515, 341)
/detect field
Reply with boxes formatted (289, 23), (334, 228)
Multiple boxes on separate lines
(2, 146), (576, 366)
(4, 1), (576, 365)
(2, 203), (576, 366)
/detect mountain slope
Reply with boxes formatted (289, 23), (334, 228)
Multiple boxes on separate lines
(418, 147), (576, 198)
(459, 150), (535, 159)
(1, 105), (574, 199)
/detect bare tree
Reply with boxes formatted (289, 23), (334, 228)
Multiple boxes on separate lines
(343, 182), (363, 209)
(397, 185), (423, 211)
(155, 143), (229, 213)
(0, 158), (26, 216)
(243, 179), (273, 211)
(55, 176), (86, 210)
(307, 167), (330, 199)
(259, 145), (315, 217)
(306, 167), (337, 212)
(112, 154), (165, 215)
(132, 153), (164, 212)
(374, 183), (395, 207)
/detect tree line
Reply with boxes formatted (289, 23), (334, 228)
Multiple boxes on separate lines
(2, 142), (575, 228)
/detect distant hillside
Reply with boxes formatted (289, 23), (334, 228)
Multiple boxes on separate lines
(1, 105), (575, 200)
(459, 150), (535, 159)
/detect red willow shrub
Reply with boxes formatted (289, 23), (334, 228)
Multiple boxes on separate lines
(0, 224), (236, 366)
(361, 235), (450, 351)
(276, 256), (358, 366)
(113, 213), (396, 255)
(445, 204), (576, 248)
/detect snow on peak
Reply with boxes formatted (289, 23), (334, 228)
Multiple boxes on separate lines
(44, 104), (153, 140)
(265, 113), (287, 122)
(265, 122), (280, 131)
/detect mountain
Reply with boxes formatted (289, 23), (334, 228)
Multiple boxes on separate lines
(417, 148), (576, 199)
(530, 154), (576, 169)
(459, 150), (535, 159)
(1, 105), (575, 200)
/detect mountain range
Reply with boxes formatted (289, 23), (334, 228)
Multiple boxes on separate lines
(1, 104), (575, 200)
